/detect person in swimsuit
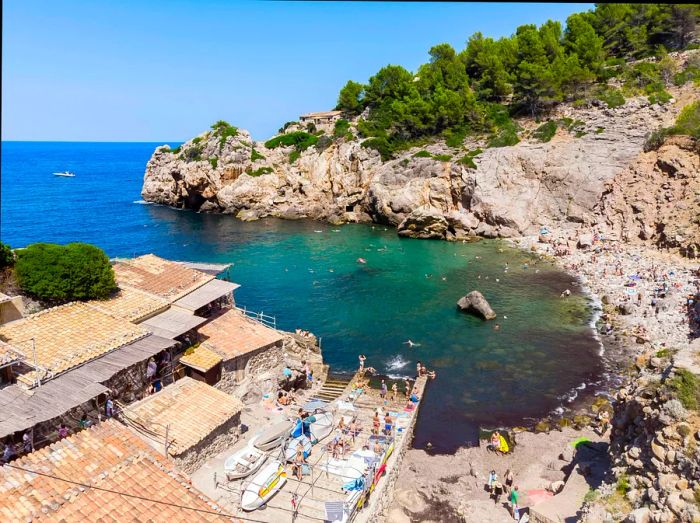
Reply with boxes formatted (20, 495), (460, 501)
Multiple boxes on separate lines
(384, 413), (393, 436)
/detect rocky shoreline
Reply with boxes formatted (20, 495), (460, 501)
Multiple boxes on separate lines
(381, 228), (698, 522)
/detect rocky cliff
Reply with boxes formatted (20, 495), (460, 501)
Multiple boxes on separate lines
(142, 82), (696, 244)
(582, 351), (700, 523)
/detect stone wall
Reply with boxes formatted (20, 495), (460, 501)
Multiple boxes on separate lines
(172, 412), (241, 474)
(357, 377), (429, 523)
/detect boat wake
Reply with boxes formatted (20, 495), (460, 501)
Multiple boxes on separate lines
(133, 200), (154, 205)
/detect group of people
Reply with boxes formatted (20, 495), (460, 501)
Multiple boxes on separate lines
(145, 351), (171, 395)
(487, 431), (510, 455)
(487, 469), (520, 520)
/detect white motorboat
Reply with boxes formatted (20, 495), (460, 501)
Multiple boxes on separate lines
(307, 411), (334, 444)
(284, 435), (312, 462)
(254, 420), (294, 452)
(53, 171), (76, 177)
(240, 460), (287, 511)
(223, 439), (268, 480)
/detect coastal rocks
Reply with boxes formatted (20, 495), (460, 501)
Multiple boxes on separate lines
(457, 291), (496, 320)
(141, 88), (689, 240)
(599, 134), (700, 259)
(397, 206), (449, 239)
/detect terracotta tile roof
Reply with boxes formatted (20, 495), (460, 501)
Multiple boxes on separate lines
(180, 345), (222, 372)
(0, 420), (225, 522)
(0, 340), (21, 365)
(90, 286), (169, 323)
(113, 254), (214, 302)
(121, 377), (242, 457)
(0, 303), (148, 386)
(198, 309), (284, 361)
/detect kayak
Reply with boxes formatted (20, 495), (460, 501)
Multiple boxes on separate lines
(241, 460), (287, 511)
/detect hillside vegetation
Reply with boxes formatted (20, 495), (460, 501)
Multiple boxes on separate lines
(335, 3), (700, 158)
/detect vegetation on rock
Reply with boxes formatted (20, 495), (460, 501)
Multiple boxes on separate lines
(0, 242), (14, 269)
(15, 243), (116, 303)
(211, 120), (238, 149)
(645, 100), (700, 149)
(335, 4), (699, 159)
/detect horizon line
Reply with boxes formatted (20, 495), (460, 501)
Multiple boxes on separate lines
(1, 139), (185, 143)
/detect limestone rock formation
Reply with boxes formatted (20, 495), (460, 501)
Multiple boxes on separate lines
(142, 81), (695, 243)
(599, 135), (700, 258)
(457, 291), (496, 320)
(397, 205), (449, 239)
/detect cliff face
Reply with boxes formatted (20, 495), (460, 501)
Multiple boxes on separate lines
(599, 135), (700, 258)
(142, 88), (693, 241)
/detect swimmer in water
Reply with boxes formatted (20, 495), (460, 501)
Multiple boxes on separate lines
(403, 339), (421, 348)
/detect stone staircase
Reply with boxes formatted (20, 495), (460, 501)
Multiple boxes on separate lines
(311, 373), (353, 403)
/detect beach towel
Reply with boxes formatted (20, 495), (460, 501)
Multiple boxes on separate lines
(343, 477), (365, 492)
(498, 434), (510, 453)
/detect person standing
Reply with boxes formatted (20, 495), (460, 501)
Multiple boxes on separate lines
(380, 380), (387, 401)
(105, 397), (114, 418)
(510, 485), (520, 520)
(22, 431), (32, 454)
(358, 354), (366, 371)
(493, 480), (504, 505)
(391, 382), (398, 402)
(504, 469), (514, 493)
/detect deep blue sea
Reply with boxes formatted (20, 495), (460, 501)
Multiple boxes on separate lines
(1, 142), (603, 452)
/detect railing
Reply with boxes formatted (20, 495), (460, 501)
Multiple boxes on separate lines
(234, 305), (277, 329)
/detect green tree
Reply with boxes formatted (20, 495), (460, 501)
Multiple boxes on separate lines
(336, 80), (365, 115)
(14, 243), (117, 303)
(0, 242), (14, 269)
(564, 13), (604, 74)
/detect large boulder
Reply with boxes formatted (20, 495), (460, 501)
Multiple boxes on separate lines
(457, 291), (497, 320)
(397, 205), (449, 239)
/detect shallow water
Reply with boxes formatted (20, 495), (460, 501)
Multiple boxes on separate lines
(1, 142), (603, 452)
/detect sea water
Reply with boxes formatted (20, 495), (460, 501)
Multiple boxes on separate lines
(1, 142), (602, 452)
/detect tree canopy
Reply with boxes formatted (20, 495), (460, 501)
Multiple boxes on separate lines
(335, 3), (699, 159)
(14, 243), (117, 303)
(0, 242), (14, 269)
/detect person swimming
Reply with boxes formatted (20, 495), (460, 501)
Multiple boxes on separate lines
(403, 339), (421, 347)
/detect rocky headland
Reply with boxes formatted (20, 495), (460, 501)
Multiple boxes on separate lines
(142, 54), (699, 253)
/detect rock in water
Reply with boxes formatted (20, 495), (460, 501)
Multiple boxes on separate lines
(457, 291), (496, 320)
(397, 205), (448, 239)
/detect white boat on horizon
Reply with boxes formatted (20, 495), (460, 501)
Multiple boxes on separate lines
(53, 171), (76, 177)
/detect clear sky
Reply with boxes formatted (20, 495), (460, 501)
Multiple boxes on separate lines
(2, 1), (593, 142)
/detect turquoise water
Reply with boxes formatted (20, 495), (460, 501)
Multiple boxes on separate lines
(1, 142), (602, 452)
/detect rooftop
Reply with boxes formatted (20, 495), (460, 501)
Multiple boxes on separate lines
(0, 340), (22, 365)
(300, 110), (343, 118)
(180, 345), (223, 372)
(198, 309), (284, 361)
(113, 254), (214, 302)
(0, 302), (148, 385)
(89, 285), (169, 323)
(120, 377), (243, 457)
(0, 420), (224, 522)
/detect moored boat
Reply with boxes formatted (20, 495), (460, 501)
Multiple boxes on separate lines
(284, 434), (312, 462)
(240, 460), (287, 511)
(53, 171), (76, 177)
(223, 439), (267, 480)
(254, 420), (294, 452)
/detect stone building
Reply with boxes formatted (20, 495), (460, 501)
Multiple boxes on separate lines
(299, 110), (343, 129)
(119, 377), (243, 474)
(0, 419), (225, 522)
(195, 308), (285, 393)
(0, 293), (23, 325)
(0, 302), (174, 448)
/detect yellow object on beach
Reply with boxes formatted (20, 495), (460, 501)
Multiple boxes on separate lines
(498, 434), (509, 453)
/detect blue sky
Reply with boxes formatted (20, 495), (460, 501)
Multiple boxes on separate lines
(2, 1), (593, 142)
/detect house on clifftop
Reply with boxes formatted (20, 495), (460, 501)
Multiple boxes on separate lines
(299, 110), (343, 129)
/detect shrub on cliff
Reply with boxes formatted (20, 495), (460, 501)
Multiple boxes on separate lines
(669, 368), (700, 410)
(645, 100), (700, 150)
(0, 242), (14, 269)
(211, 120), (238, 149)
(15, 243), (117, 303)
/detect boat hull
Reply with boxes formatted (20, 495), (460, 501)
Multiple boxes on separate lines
(241, 460), (287, 511)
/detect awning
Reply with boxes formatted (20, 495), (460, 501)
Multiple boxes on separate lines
(173, 279), (240, 312)
(141, 309), (208, 339)
(180, 346), (222, 372)
(0, 335), (175, 439)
